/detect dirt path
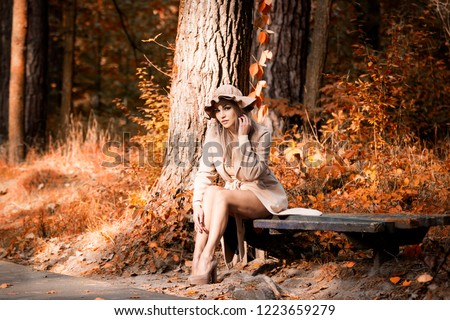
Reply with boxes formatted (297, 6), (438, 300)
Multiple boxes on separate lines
(88, 251), (449, 300)
(0, 260), (180, 300)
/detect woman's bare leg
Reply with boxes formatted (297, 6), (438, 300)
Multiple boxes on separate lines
(196, 189), (271, 276)
(191, 186), (222, 275)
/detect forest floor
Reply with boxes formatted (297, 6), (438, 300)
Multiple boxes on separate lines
(0, 123), (449, 300)
(90, 242), (450, 300)
(0, 163), (448, 300)
(1, 234), (449, 300)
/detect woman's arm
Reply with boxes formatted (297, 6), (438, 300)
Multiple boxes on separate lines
(233, 126), (271, 181)
(192, 155), (218, 203)
(192, 130), (220, 203)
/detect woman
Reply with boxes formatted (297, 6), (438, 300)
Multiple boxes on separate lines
(189, 84), (288, 285)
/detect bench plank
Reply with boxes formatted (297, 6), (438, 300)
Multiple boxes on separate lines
(253, 215), (391, 233)
(344, 213), (450, 229)
(254, 213), (450, 232)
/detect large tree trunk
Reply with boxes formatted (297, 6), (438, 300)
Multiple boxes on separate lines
(150, 0), (254, 203)
(8, 0), (28, 163)
(0, 0), (13, 144)
(60, 0), (76, 131)
(262, 0), (310, 103)
(25, 0), (48, 150)
(304, 0), (331, 116)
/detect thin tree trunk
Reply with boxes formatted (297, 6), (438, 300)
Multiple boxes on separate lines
(25, 0), (48, 150)
(151, 0), (254, 202)
(60, 0), (76, 132)
(0, 0), (13, 144)
(262, 0), (310, 103)
(355, 0), (381, 50)
(94, 30), (102, 112)
(304, 0), (331, 116)
(8, 0), (28, 163)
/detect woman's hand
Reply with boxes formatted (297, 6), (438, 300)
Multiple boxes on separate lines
(193, 202), (207, 234)
(238, 114), (251, 136)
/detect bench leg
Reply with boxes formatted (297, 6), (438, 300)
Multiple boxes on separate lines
(255, 248), (266, 260)
(236, 216), (248, 264)
(370, 245), (400, 275)
(345, 227), (429, 275)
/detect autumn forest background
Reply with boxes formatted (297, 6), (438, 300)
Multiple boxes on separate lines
(0, 0), (449, 298)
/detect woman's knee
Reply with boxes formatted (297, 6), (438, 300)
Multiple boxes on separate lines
(203, 185), (222, 202)
(203, 187), (231, 213)
(214, 189), (231, 208)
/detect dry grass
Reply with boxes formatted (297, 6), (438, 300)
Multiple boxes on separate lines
(0, 117), (161, 266)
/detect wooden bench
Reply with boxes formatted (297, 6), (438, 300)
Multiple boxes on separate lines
(251, 213), (450, 273)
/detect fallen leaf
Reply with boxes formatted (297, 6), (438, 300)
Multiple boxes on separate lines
(139, 283), (151, 287)
(346, 261), (355, 268)
(326, 274), (336, 282)
(102, 262), (114, 270)
(311, 285), (328, 294)
(149, 242), (158, 248)
(185, 289), (198, 295)
(417, 273), (433, 283)
(316, 192), (325, 201)
(47, 290), (57, 294)
(95, 297), (105, 300)
(402, 280), (412, 287)
(0, 283), (12, 289)
(314, 274), (325, 282)
(390, 276), (401, 284)
(403, 244), (422, 257)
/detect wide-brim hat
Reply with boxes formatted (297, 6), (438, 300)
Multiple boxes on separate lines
(204, 84), (256, 119)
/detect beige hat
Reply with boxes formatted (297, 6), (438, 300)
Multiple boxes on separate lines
(205, 84), (256, 119)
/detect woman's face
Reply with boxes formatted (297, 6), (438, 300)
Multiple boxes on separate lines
(213, 100), (241, 130)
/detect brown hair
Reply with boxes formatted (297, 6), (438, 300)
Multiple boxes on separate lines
(214, 99), (256, 167)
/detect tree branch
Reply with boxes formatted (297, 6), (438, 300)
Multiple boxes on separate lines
(111, 0), (147, 64)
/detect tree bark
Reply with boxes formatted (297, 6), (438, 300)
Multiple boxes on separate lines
(0, 0), (13, 144)
(25, 0), (48, 150)
(262, 0), (310, 103)
(150, 0), (254, 203)
(304, 0), (331, 115)
(60, 0), (76, 131)
(8, 0), (28, 163)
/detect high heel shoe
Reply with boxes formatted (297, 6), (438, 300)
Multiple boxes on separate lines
(188, 260), (218, 285)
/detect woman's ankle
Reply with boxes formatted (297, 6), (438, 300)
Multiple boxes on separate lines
(198, 251), (215, 269)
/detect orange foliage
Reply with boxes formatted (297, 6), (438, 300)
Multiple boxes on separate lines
(250, 0), (274, 123)
(262, 9), (449, 218)
(270, 124), (450, 215)
(320, 13), (450, 145)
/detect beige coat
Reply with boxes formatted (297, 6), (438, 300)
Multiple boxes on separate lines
(193, 123), (289, 268)
(193, 123), (288, 214)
